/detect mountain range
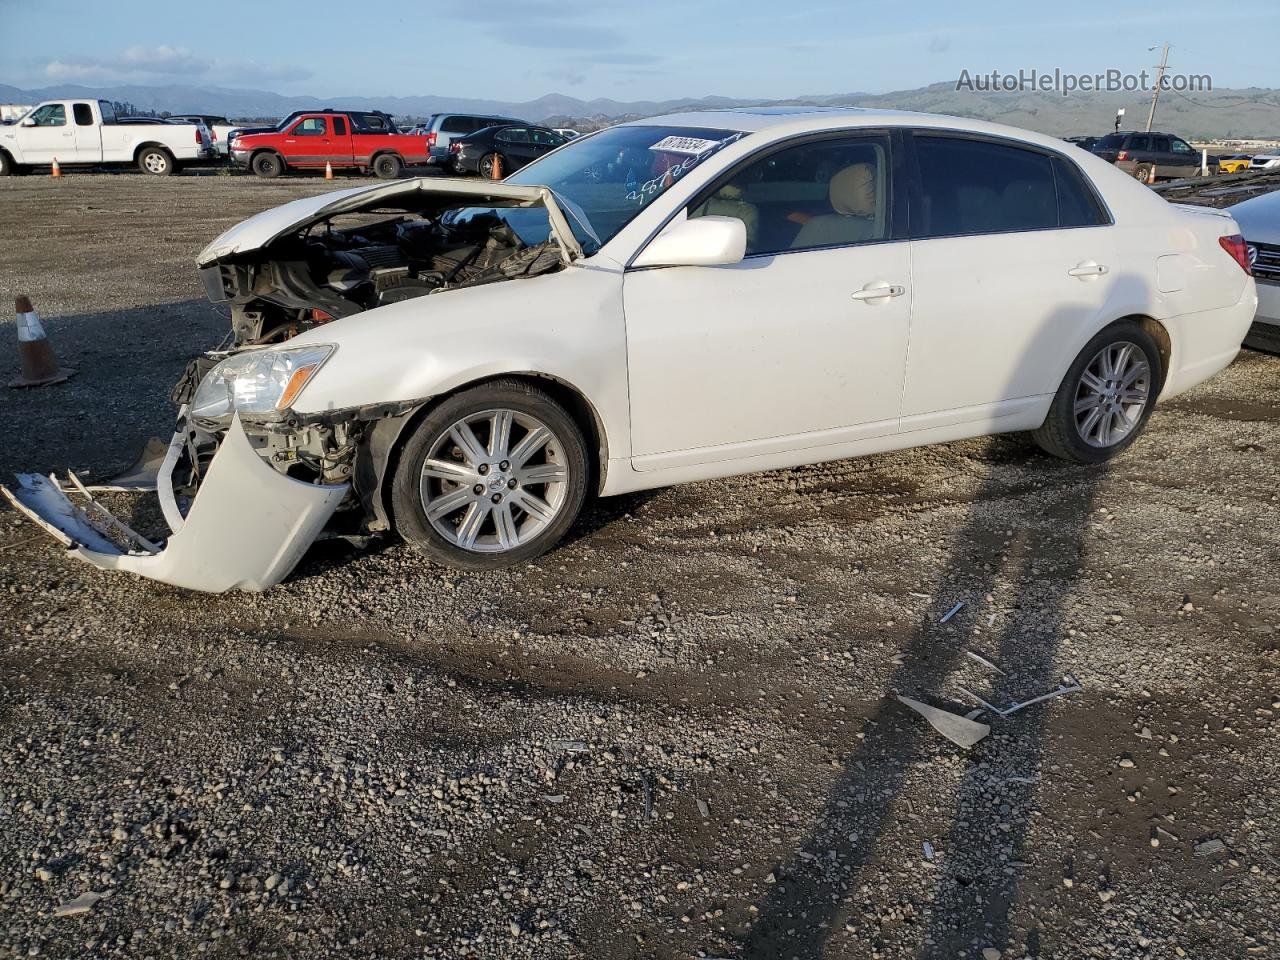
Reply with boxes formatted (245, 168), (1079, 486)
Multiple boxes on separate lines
(1, 80), (1277, 140)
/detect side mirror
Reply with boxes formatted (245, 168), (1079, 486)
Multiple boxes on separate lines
(20, 117), (36, 127)
(632, 216), (746, 269)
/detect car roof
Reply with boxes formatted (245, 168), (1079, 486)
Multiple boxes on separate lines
(615, 106), (1099, 154)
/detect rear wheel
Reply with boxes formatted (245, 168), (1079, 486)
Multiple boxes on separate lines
(1132, 163), (1155, 184)
(391, 380), (588, 570)
(372, 153), (403, 179)
(1032, 322), (1163, 464)
(478, 152), (503, 180)
(251, 151), (283, 178)
(138, 147), (175, 176)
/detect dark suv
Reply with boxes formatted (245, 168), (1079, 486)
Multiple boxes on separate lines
(1092, 131), (1201, 184)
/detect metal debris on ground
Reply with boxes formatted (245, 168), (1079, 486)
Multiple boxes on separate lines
(959, 675), (1083, 718)
(1195, 838), (1227, 856)
(541, 794), (566, 804)
(896, 695), (991, 748)
(922, 840), (935, 861)
(53, 891), (103, 918)
(964, 650), (1007, 675)
(550, 740), (589, 753)
(940, 602), (966, 624)
(696, 798), (709, 819)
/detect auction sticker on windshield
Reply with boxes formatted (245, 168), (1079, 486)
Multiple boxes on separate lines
(649, 135), (723, 155)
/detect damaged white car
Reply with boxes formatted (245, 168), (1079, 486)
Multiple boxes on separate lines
(6, 108), (1257, 592)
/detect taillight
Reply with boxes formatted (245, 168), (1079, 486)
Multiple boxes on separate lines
(1116, 150), (1129, 161)
(211, 130), (217, 142)
(425, 132), (437, 149)
(1219, 234), (1252, 275)
(195, 127), (201, 144)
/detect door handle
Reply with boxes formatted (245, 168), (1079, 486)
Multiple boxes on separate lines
(850, 283), (906, 302)
(1068, 263), (1109, 279)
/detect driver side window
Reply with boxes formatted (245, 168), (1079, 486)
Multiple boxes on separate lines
(689, 135), (891, 256)
(292, 117), (327, 136)
(30, 104), (66, 127)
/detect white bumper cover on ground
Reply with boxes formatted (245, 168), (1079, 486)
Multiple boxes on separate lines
(2, 417), (348, 593)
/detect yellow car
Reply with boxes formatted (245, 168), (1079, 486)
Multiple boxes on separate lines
(1218, 155), (1252, 174)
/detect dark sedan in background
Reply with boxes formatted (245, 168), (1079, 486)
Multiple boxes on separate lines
(448, 124), (568, 177)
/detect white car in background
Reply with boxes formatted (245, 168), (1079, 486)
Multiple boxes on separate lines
(6, 107), (1258, 592)
(1249, 154), (1280, 171)
(1229, 188), (1280, 352)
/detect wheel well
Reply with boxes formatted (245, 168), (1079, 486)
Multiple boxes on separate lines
(371, 150), (403, 162)
(1119, 314), (1172, 389)
(132, 141), (172, 160)
(250, 148), (283, 164)
(363, 372), (610, 533)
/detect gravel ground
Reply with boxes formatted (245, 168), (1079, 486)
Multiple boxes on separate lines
(0, 173), (1278, 960)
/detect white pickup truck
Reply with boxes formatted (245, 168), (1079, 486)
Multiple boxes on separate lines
(0, 98), (215, 176)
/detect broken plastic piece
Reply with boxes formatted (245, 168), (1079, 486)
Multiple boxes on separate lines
(896, 695), (990, 748)
(84, 437), (168, 492)
(964, 650), (1007, 675)
(53, 891), (103, 918)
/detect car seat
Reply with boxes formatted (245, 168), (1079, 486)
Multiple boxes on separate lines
(791, 163), (881, 248)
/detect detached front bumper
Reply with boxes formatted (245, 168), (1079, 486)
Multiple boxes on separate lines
(2, 416), (348, 593)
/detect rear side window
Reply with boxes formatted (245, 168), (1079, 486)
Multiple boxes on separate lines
(73, 103), (94, 126)
(440, 115), (474, 134)
(1152, 136), (1170, 152)
(333, 117), (347, 136)
(1129, 135), (1150, 151)
(1094, 134), (1124, 151)
(97, 100), (116, 124)
(913, 135), (1058, 237)
(498, 128), (530, 144)
(1053, 156), (1109, 227)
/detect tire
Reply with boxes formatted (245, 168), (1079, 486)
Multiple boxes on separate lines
(372, 153), (403, 180)
(390, 379), (588, 570)
(251, 151), (283, 178)
(0, 151), (14, 176)
(478, 152), (503, 180)
(1032, 321), (1163, 464)
(137, 147), (175, 176)
(1132, 163), (1155, 184)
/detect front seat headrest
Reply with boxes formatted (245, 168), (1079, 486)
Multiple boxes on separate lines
(829, 163), (877, 217)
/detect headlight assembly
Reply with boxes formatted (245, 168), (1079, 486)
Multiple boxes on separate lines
(190, 344), (334, 423)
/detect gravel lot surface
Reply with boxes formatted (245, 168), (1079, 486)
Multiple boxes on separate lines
(1, 173), (1278, 960)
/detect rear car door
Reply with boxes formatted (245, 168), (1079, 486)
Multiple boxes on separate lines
(71, 102), (102, 160)
(495, 128), (536, 169)
(901, 132), (1117, 429)
(624, 131), (912, 467)
(1150, 136), (1171, 178)
(330, 116), (355, 166)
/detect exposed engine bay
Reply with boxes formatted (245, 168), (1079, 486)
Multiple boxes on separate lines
(200, 204), (567, 347)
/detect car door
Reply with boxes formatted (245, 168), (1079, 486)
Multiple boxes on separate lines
(1150, 136), (1172, 178)
(902, 132), (1117, 430)
(282, 116), (328, 167)
(530, 128), (565, 160)
(495, 128), (536, 169)
(19, 103), (74, 163)
(70, 102), (102, 161)
(1169, 137), (1199, 177)
(329, 116), (355, 166)
(623, 132), (912, 468)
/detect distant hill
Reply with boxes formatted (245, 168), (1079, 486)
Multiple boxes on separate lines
(1, 80), (1276, 140)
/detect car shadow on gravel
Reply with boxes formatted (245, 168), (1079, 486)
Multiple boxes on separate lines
(737, 290), (1156, 958)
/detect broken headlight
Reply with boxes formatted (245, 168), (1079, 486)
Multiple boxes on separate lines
(190, 344), (334, 424)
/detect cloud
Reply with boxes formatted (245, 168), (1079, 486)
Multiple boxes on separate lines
(46, 45), (210, 80)
(41, 45), (311, 86)
(486, 21), (626, 51)
(927, 36), (951, 55)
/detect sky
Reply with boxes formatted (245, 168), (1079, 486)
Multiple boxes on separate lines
(0, 0), (1275, 102)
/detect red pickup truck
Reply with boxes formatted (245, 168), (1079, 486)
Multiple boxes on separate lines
(229, 110), (429, 179)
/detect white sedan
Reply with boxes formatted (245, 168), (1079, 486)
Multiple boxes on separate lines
(6, 108), (1258, 591)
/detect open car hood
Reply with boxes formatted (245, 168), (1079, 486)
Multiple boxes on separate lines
(196, 177), (585, 267)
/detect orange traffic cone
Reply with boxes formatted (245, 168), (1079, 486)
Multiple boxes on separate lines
(51, 157), (62, 178)
(490, 154), (502, 181)
(9, 296), (74, 388)
(324, 161), (334, 181)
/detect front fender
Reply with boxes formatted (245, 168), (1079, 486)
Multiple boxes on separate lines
(287, 264), (633, 457)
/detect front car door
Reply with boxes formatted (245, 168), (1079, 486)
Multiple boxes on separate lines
(901, 131), (1117, 431)
(19, 103), (73, 163)
(284, 116), (329, 167)
(623, 131), (913, 470)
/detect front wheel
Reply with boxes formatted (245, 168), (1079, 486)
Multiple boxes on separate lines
(138, 147), (175, 176)
(1032, 322), (1163, 464)
(372, 153), (403, 179)
(251, 152), (283, 178)
(390, 380), (588, 570)
(0, 151), (15, 176)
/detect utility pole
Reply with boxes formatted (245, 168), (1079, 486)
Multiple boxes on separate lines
(1145, 41), (1171, 132)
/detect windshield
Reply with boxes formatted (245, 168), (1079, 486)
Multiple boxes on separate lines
(505, 125), (748, 251)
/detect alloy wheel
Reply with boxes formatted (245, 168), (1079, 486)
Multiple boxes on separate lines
(419, 408), (569, 553)
(1073, 341), (1151, 448)
(144, 152), (168, 174)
